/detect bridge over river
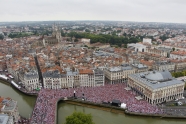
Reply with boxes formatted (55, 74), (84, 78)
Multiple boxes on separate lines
(30, 89), (72, 124)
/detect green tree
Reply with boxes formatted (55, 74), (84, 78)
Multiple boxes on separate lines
(61, 30), (66, 37)
(85, 29), (90, 32)
(0, 34), (4, 40)
(159, 35), (168, 41)
(64, 112), (94, 124)
(3, 32), (7, 36)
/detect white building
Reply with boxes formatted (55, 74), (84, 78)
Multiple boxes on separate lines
(43, 68), (104, 89)
(128, 70), (185, 104)
(104, 64), (135, 84)
(131, 63), (148, 73)
(81, 38), (90, 44)
(143, 38), (152, 44)
(170, 51), (186, 60)
(43, 70), (62, 89)
(23, 70), (39, 91)
(127, 43), (146, 52)
(94, 69), (105, 86)
(152, 61), (175, 72)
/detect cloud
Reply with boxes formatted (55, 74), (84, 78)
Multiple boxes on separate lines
(0, 0), (186, 23)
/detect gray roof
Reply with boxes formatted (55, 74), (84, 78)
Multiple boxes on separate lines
(94, 69), (104, 75)
(109, 65), (133, 72)
(24, 70), (39, 79)
(157, 47), (172, 52)
(28, 49), (36, 54)
(1, 99), (17, 111)
(43, 71), (61, 78)
(64, 68), (79, 76)
(145, 70), (173, 81)
(129, 70), (184, 90)
(66, 71), (78, 76)
(154, 61), (174, 66)
(132, 64), (148, 69)
(93, 50), (120, 57)
(0, 114), (9, 124)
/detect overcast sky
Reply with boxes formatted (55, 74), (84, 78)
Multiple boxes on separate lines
(0, 0), (186, 23)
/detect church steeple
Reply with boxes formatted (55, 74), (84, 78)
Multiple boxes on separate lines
(52, 23), (61, 42)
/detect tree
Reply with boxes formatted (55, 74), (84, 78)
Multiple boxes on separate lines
(64, 112), (94, 124)
(61, 30), (66, 37)
(0, 34), (4, 40)
(85, 29), (90, 32)
(3, 32), (7, 36)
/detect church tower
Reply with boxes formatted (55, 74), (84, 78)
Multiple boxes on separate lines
(52, 23), (61, 42)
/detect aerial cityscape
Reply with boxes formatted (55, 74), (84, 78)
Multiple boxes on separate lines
(0, 0), (186, 124)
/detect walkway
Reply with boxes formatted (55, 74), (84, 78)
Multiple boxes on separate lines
(30, 89), (73, 124)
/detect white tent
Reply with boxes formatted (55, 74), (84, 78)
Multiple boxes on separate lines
(120, 103), (127, 109)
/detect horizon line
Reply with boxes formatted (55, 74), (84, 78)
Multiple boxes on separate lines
(0, 20), (186, 24)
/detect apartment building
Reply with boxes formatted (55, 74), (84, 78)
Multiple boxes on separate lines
(43, 68), (104, 89)
(170, 59), (186, 72)
(146, 48), (167, 57)
(152, 61), (175, 72)
(104, 64), (135, 84)
(94, 69), (105, 86)
(43, 70), (61, 89)
(23, 70), (39, 91)
(79, 69), (95, 87)
(170, 51), (186, 60)
(131, 63), (148, 73)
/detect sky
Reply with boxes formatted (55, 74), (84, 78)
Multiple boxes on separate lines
(0, 0), (186, 23)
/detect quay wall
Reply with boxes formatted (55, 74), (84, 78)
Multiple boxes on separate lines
(1, 78), (186, 123)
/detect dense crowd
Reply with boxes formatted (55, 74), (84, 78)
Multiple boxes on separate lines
(30, 83), (163, 124)
(17, 117), (30, 124)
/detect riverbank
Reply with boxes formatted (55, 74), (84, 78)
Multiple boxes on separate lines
(64, 99), (125, 114)
(0, 78), (11, 85)
(1, 78), (186, 123)
(125, 110), (186, 119)
(62, 99), (186, 120)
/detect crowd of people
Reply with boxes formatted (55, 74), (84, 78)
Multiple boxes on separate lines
(17, 117), (30, 124)
(30, 83), (163, 124)
(31, 89), (58, 124)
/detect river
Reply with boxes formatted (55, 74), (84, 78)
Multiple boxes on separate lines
(0, 81), (185, 124)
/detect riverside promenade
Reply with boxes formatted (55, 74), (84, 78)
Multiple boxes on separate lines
(30, 83), (163, 124)
(1, 75), (186, 124)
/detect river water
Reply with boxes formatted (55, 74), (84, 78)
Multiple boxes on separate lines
(0, 81), (185, 124)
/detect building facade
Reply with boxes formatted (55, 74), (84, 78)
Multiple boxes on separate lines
(43, 71), (62, 89)
(43, 68), (104, 89)
(128, 70), (185, 104)
(23, 70), (39, 91)
(131, 63), (148, 73)
(170, 51), (186, 60)
(104, 65), (135, 84)
(152, 61), (175, 72)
